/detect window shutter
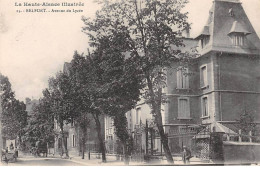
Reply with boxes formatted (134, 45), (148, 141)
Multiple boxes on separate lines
(178, 98), (190, 119)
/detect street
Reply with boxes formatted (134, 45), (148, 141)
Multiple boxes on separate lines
(0, 153), (206, 166)
(1, 157), (83, 166)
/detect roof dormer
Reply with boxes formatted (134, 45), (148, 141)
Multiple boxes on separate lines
(195, 26), (210, 49)
(228, 21), (251, 47)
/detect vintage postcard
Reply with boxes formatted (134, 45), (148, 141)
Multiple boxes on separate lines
(0, 0), (260, 166)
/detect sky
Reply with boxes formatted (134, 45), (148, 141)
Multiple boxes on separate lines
(0, 0), (260, 101)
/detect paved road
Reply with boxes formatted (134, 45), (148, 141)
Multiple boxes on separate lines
(1, 157), (84, 166)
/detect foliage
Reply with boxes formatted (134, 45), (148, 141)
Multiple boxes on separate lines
(46, 72), (75, 158)
(67, 44), (143, 162)
(68, 51), (107, 161)
(0, 74), (27, 140)
(236, 110), (257, 135)
(24, 89), (55, 149)
(82, 0), (196, 163)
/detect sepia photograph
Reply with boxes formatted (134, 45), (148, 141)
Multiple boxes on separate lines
(0, 0), (260, 166)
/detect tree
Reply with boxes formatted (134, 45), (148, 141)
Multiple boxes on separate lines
(48, 72), (74, 158)
(236, 110), (257, 136)
(68, 51), (94, 159)
(24, 89), (55, 151)
(67, 51), (107, 161)
(82, 0), (193, 163)
(90, 36), (143, 164)
(0, 74), (27, 144)
(68, 37), (143, 163)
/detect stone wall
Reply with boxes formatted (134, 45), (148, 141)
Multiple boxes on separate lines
(223, 141), (260, 164)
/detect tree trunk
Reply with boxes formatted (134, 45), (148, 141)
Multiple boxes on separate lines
(60, 124), (69, 158)
(123, 143), (130, 165)
(82, 138), (85, 159)
(146, 75), (174, 163)
(93, 113), (106, 163)
(154, 108), (173, 163)
(82, 125), (86, 159)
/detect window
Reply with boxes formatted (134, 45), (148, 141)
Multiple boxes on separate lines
(136, 108), (141, 125)
(200, 65), (208, 88)
(229, 8), (234, 17)
(201, 36), (210, 48)
(177, 67), (189, 89)
(178, 98), (190, 119)
(231, 34), (244, 46)
(106, 117), (114, 135)
(201, 96), (209, 117)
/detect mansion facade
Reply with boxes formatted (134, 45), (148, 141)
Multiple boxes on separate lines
(105, 0), (260, 156)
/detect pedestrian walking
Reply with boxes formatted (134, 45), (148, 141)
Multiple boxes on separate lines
(182, 146), (192, 164)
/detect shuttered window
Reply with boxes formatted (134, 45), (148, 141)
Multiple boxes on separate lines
(202, 97), (209, 117)
(178, 98), (190, 119)
(200, 65), (208, 87)
(232, 34), (245, 46)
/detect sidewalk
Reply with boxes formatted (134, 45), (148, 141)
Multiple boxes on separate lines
(68, 154), (126, 166)
(68, 154), (212, 166)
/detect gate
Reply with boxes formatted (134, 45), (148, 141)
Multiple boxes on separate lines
(167, 125), (212, 161)
(196, 138), (210, 161)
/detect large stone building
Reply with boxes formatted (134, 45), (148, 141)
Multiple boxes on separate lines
(164, 0), (260, 156)
(103, 0), (260, 160)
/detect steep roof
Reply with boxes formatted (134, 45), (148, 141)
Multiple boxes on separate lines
(228, 21), (251, 35)
(196, 0), (260, 56)
(195, 26), (210, 40)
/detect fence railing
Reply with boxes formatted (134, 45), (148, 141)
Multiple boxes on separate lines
(225, 130), (260, 143)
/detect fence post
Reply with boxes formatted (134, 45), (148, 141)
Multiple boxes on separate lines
(238, 130), (242, 142)
(249, 131), (252, 143)
(210, 132), (224, 164)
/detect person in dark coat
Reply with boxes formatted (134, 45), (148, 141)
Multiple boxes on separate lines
(182, 146), (192, 164)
